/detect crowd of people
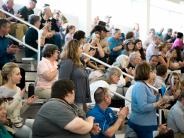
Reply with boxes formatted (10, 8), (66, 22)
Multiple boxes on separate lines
(0, 0), (184, 138)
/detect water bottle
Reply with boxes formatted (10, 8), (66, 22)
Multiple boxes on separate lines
(28, 83), (35, 97)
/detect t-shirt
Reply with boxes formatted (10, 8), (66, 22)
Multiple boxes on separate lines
(40, 17), (60, 32)
(32, 99), (90, 138)
(87, 105), (117, 138)
(108, 37), (122, 57)
(25, 27), (38, 58)
(18, 6), (34, 21)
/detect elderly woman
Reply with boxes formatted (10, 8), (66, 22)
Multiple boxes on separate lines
(35, 44), (59, 99)
(89, 67), (125, 107)
(0, 99), (13, 138)
(128, 62), (167, 138)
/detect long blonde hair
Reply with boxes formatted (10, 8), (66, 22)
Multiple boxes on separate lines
(61, 39), (82, 67)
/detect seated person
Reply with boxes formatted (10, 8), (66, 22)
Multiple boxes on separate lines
(25, 14), (45, 59)
(167, 91), (184, 138)
(89, 67), (126, 107)
(0, 62), (37, 138)
(35, 44), (59, 99)
(87, 87), (129, 138)
(18, 0), (37, 21)
(149, 55), (159, 69)
(32, 80), (100, 138)
(2, 0), (28, 40)
(0, 99), (13, 138)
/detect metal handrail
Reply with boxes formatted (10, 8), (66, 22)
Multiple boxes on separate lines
(0, 8), (41, 62)
(8, 34), (38, 52)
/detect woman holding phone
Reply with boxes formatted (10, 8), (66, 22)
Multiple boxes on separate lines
(0, 62), (37, 138)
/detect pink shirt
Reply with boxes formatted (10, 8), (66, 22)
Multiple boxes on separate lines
(171, 38), (183, 49)
(36, 57), (58, 89)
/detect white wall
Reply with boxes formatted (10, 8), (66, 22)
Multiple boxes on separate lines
(2, 0), (184, 38)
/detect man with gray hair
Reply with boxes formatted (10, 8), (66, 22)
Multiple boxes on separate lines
(108, 28), (123, 64)
(146, 35), (162, 62)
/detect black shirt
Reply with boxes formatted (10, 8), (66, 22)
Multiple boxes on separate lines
(40, 16), (60, 32)
(18, 6), (34, 21)
(25, 27), (38, 58)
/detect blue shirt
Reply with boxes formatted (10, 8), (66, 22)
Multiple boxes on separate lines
(87, 105), (117, 138)
(108, 37), (122, 57)
(129, 81), (158, 126)
(0, 36), (14, 69)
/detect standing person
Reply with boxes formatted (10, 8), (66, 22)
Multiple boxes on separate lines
(0, 19), (18, 69)
(32, 80), (100, 138)
(128, 62), (167, 138)
(59, 40), (91, 110)
(18, 0), (37, 21)
(25, 14), (45, 59)
(146, 35), (162, 62)
(35, 44), (59, 99)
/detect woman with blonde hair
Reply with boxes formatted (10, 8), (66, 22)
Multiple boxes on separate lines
(59, 39), (91, 110)
(0, 62), (37, 138)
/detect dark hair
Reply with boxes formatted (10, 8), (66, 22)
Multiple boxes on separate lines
(135, 39), (145, 60)
(51, 80), (75, 99)
(177, 32), (183, 39)
(156, 64), (167, 76)
(94, 87), (108, 104)
(98, 21), (106, 27)
(30, 0), (37, 3)
(178, 91), (184, 101)
(155, 129), (174, 138)
(0, 19), (10, 29)
(90, 25), (108, 35)
(42, 44), (58, 58)
(28, 14), (40, 25)
(65, 25), (75, 35)
(149, 55), (158, 61)
(125, 39), (134, 51)
(134, 62), (151, 81)
(73, 30), (85, 41)
(126, 31), (134, 39)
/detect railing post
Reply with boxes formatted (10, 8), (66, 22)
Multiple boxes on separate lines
(37, 30), (41, 62)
